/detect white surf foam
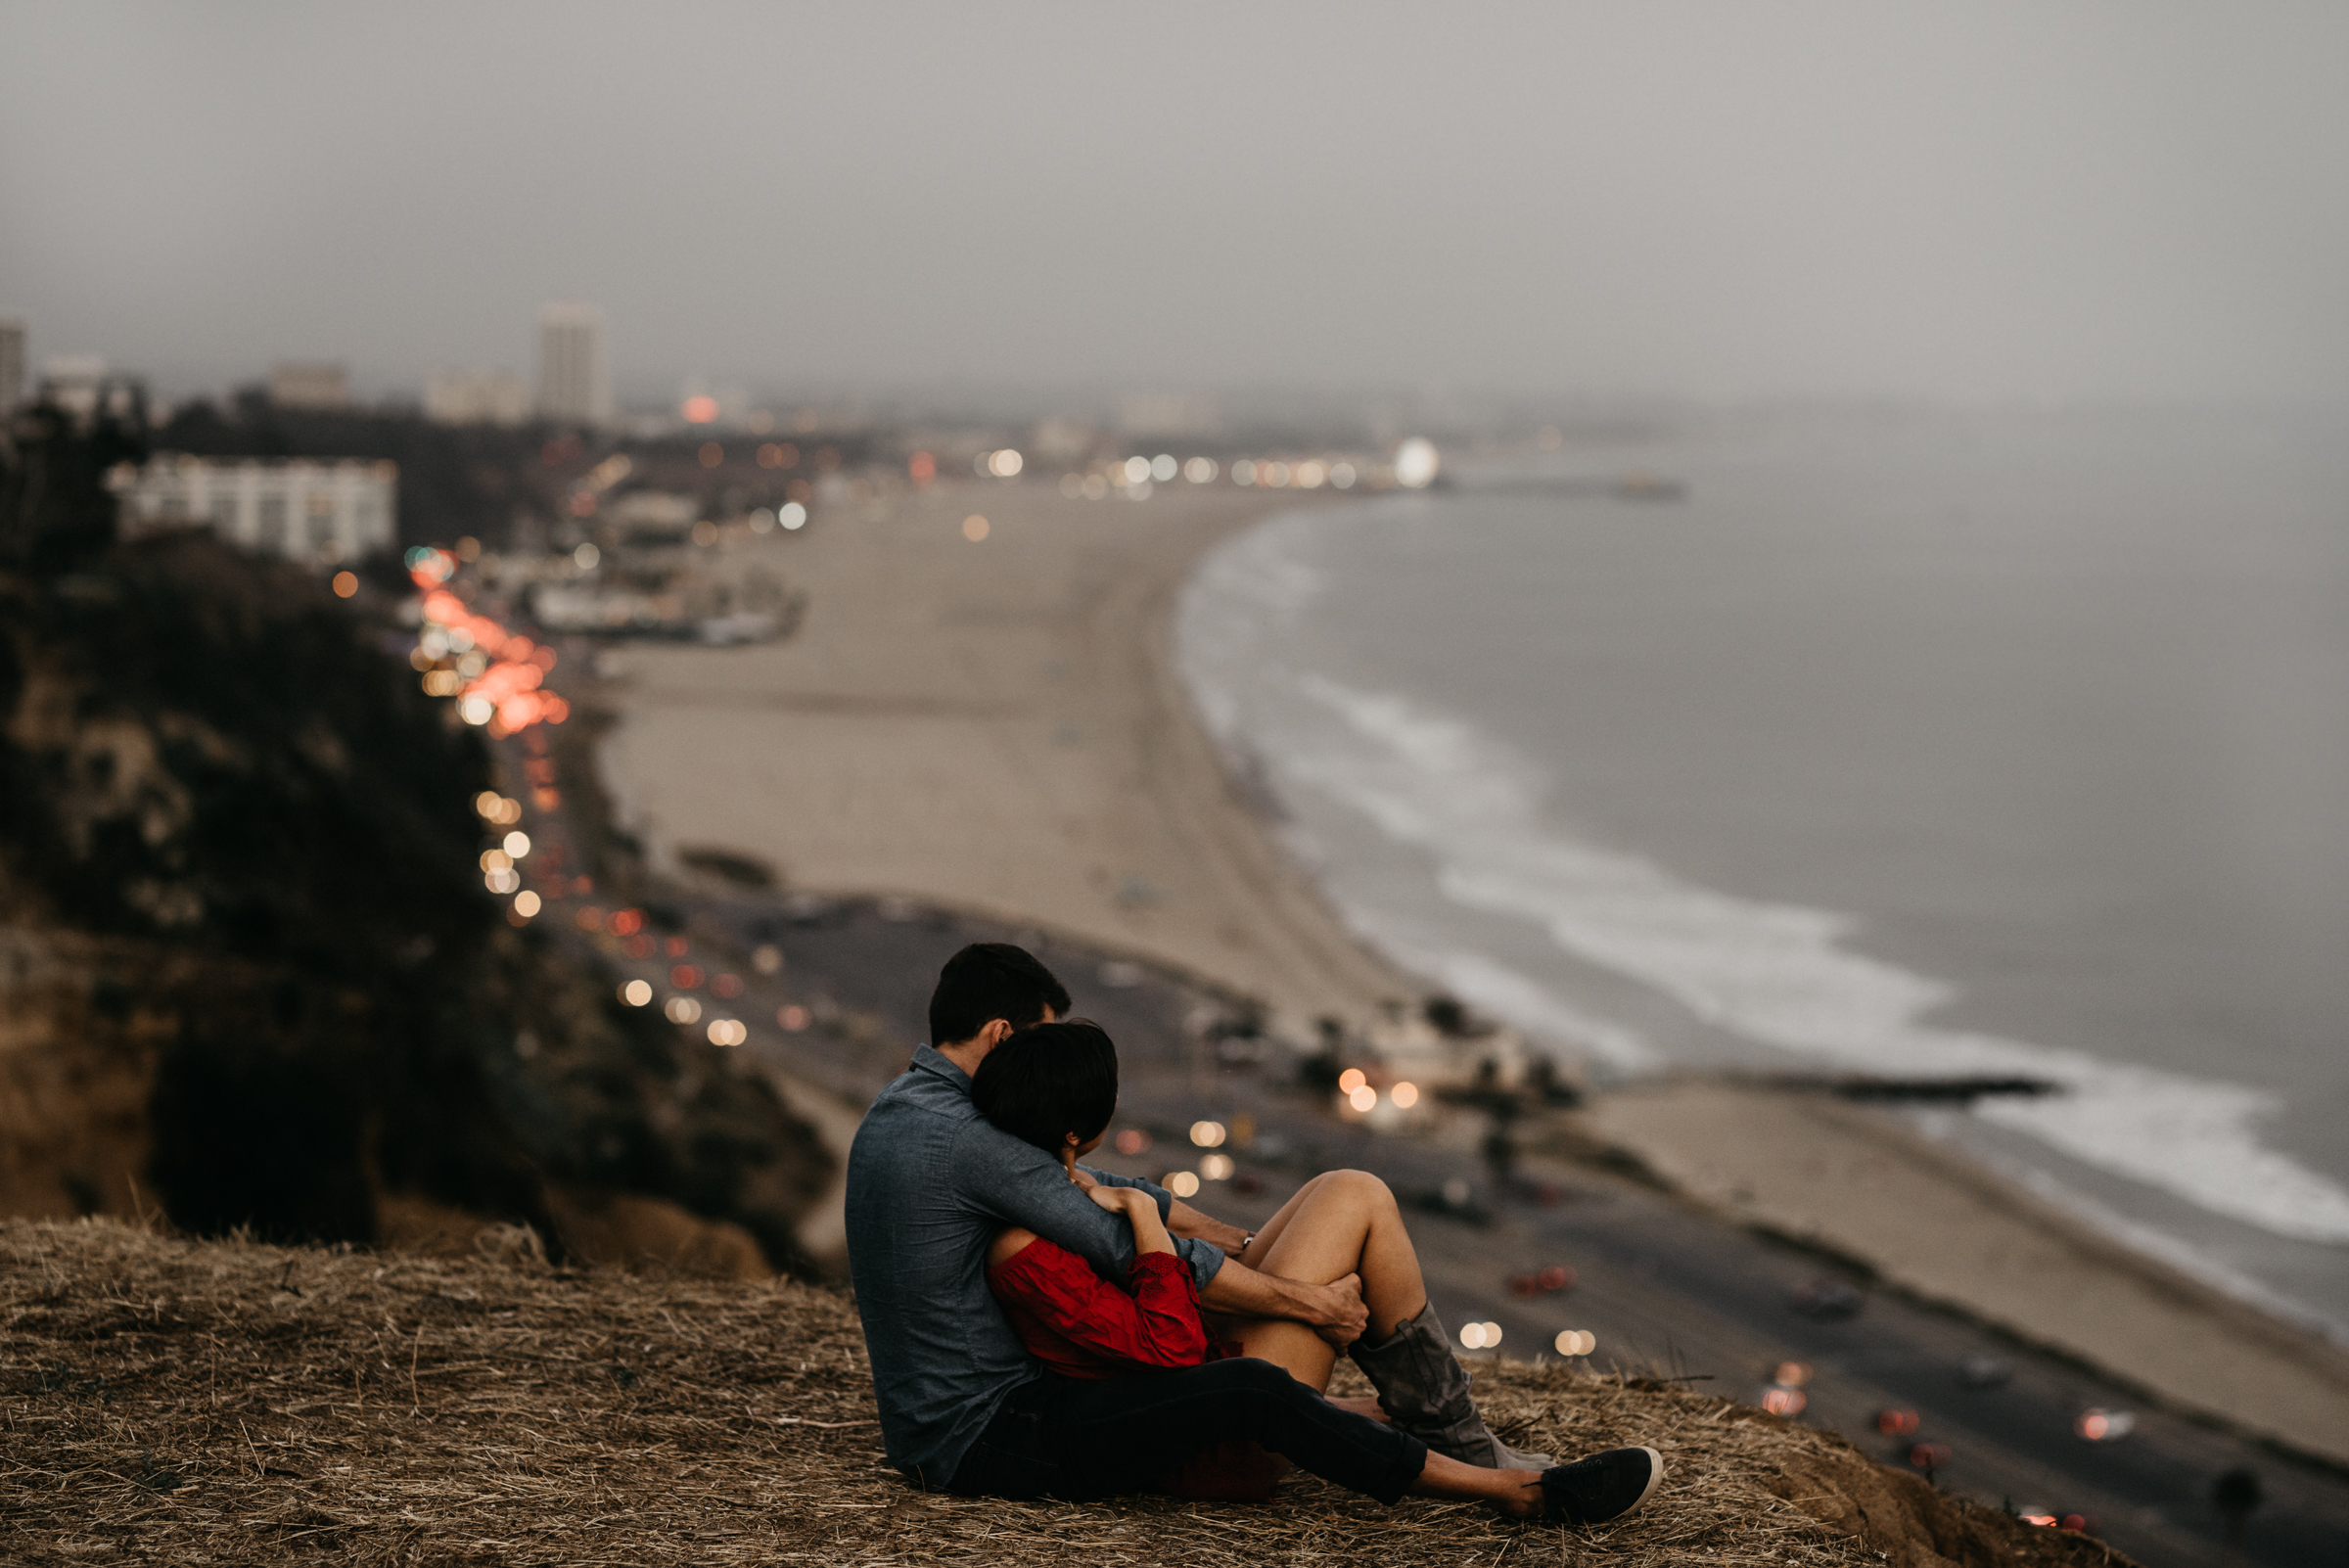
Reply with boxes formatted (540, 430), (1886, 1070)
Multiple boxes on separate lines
(1274, 668), (2349, 1246)
(1337, 913), (1660, 1073)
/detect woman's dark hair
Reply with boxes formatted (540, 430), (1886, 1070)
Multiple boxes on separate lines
(969, 1019), (1119, 1156)
(928, 943), (1072, 1048)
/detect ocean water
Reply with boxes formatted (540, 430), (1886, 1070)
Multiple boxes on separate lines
(1176, 405), (2349, 1338)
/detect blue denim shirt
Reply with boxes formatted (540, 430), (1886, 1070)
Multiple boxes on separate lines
(844, 1042), (1226, 1485)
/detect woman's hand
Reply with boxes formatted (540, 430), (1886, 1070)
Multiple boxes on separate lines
(1067, 1163), (1102, 1194)
(1087, 1182), (1175, 1257)
(1086, 1182), (1142, 1215)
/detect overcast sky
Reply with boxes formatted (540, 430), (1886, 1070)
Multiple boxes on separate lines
(4, 1), (2346, 407)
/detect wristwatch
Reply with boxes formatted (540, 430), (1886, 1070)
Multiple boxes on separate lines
(1237, 1232), (1256, 1256)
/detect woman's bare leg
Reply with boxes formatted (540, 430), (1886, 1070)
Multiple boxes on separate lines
(1222, 1170), (1430, 1392)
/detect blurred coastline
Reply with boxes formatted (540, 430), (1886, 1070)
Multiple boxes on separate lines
(1175, 404), (2349, 1348)
(593, 434), (2349, 1470)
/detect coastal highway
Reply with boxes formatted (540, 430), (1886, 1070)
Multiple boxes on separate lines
(568, 882), (2349, 1568)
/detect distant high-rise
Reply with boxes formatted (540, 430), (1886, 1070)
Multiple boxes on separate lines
(0, 318), (24, 415)
(537, 301), (612, 426)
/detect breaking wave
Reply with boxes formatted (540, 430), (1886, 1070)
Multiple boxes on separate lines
(1179, 512), (2349, 1248)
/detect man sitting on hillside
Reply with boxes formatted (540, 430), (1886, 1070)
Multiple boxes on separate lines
(844, 943), (1586, 1509)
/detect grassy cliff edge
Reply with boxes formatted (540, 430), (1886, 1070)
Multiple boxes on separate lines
(1, 1220), (2135, 1568)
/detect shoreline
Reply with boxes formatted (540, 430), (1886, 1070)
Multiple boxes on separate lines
(593, 474), (2349, 1471)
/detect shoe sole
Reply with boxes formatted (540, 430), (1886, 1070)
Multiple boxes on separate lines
(1621, 1447), (1666, 1518)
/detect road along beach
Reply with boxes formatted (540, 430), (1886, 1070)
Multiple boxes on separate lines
(594, 471), (2349, 1475)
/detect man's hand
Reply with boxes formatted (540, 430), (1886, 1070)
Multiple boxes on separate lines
(1308, 1271), (1369, 1348)
(1200, 1259), (1367, 1344)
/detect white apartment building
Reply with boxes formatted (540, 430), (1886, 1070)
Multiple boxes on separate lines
(537, 301), (612, 425)
(113, 454), (398, 564)
(425, 367), (531, 426)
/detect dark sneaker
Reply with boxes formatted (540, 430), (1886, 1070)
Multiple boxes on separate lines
(1539, 1446), (1665, 1526)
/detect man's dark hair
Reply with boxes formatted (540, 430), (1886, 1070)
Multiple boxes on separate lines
(969, 1020), (1119, 1156)
(927, 943), (1071, 1048)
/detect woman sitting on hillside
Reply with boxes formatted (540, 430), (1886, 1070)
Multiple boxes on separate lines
(966, 1019), (1664, 1520)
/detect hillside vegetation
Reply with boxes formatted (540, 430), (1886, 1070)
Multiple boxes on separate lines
(1, 1220), (2137, 1568)
(0, 406), (830, 1272)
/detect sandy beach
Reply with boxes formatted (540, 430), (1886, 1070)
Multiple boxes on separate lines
(596, 474), (2349, 1472)
(598, 479), (1402, 1033)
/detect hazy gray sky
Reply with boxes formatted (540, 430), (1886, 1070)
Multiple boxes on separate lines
(5, 1), (2346, 405)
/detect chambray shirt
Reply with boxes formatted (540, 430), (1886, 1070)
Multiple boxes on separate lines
(845, 1043), (1226, 1486)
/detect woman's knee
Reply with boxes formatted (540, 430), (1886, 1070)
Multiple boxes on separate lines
(1319, 1168), (1398, 1215)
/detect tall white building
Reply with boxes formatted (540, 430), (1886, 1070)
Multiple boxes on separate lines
(0, 318), (24, 415)
(537, 301), (612, 426)
(426, 368), (531, 426)
(113, 455), (398, 565)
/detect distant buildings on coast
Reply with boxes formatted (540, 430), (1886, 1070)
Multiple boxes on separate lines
(37, 355), (147, 431)
(426, 367), (532, 427)
(268, 361), (350, 411)
(424, 301), (619, 429)
(536, 301), (613, 427)
(113, 455), (398, 566)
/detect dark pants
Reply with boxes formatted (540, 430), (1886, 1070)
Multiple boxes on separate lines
(945, 1357), (1429, 1504)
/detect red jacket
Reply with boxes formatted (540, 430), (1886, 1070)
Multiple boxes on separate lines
(987, 1233), (1283, 1501)
(987, 1237), (1212, 1378)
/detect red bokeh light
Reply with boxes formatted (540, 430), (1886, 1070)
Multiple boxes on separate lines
(682, 395), (719, 424)
(670, 964), (704, 990)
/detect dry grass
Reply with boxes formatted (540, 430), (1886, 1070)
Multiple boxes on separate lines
(2, 1219), (2133, 1567)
